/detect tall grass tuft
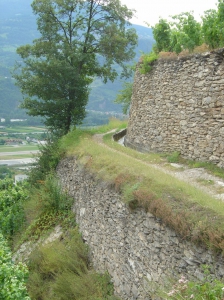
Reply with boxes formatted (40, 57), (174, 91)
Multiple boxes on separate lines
(27, 228), (118, 300)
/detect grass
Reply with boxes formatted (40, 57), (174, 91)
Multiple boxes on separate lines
(27, 228), (118, 300)
(11, 173), (119, 299)
(103, 131), (164, 164)
(196, 179), (215, 186)
(59, 120), (224, 253)
(164, 151), (224, 180)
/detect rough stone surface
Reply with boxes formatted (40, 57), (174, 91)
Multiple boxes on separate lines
(125, 49), (224, 168)
(57, 157), (224, 300)
(13, 225), (63, 263)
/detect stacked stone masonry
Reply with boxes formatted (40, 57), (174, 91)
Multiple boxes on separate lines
(57, 157), (224, 300)
(125, 48), (224, 167)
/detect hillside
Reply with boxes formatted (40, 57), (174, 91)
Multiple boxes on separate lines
(0, 0), (154, 122)
(56, 122), (224, 299)
(2, 119), (224, 299)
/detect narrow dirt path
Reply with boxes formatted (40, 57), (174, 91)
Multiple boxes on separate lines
(93, 132), (224, 202)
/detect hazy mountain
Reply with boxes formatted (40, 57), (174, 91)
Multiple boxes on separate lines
(0, 0), (154, 121)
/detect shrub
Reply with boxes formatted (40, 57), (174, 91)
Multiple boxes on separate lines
(27, 228), (118, 300)
(28, 137), (64, 186)
(139, 51), (158, 74)
(37, 174), (73, 212)
(0, 178), (28, 239)
(165, 268), (224, 300)
(0, 166), (13, 179)
(0, 233), (30, 300)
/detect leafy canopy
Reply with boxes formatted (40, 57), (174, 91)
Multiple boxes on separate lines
(152, 12), (201, 54)
(152, 0), (224, 54)
(14, 0), (137, 135)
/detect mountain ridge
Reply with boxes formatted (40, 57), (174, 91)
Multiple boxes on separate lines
(0, 0), (154, 122)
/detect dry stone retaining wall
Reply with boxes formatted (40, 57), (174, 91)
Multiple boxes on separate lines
(57, 157), (224, 300)
(125, 49), (224, 167)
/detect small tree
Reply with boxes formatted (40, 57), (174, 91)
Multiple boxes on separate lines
(14, 0), (137, 135)
(217, 0), (224, 46)
(153, 12), (202, 54)
(114, 82), (133, 114)
(202, 9), (220, 49)
(170, 12), (201, 53)
(152, 18), (171, 52)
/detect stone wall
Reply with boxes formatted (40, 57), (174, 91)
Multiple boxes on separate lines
(57, 157), (224, 300)
(125, 49), (224, 167)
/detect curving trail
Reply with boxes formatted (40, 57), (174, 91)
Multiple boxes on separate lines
(93, 132), (224, 202)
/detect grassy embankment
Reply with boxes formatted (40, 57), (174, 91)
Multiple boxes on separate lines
(59, 119), (224, 254)
(9, 119), (223, 299)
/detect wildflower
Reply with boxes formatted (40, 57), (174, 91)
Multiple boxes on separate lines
(178, 276), (188, 284)
(167, 290), (176, 296)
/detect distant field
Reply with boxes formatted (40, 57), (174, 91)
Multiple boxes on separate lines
(0, 154), (37, 160)
(0, 145), (39, 152)
(0, 126), (43, 162)
(0, 126), (46, 134)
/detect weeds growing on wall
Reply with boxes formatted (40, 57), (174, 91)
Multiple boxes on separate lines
(20, 174), (74, 243)
(162, 266), (224, 300)
(139, 51), (158, 74)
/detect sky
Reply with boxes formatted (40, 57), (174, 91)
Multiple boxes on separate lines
(120, 0), (218, 27)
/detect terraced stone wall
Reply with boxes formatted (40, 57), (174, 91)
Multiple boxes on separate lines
(57, 157), (224, 300)
(125, 49), (224, 167)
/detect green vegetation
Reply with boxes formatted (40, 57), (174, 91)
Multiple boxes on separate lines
(14, 0), (137, 135)
(0, 1), (154, 123)
(0, 129), (119, 299)
(114, 82), (133, 114)
(0, 179), (30, 299)
(139, 51), (158, 74)
(165, 151), (224, 180)
(58, 120), (224, 254)
(0, 178), (28, 241)
(21, 163), (118, 298)
(0, 173), (118, 299)
(27, 229), (118, 300)
(2, 119), (224, 299)
(0, 233), (30, 300)
(164, 267), (224, 299)
(27, 138), (64, 185)
(151, 0), (224, 55)
(0, 165), (13, 179)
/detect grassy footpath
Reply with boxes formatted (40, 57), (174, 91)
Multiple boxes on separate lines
(59, 119), (224, 254)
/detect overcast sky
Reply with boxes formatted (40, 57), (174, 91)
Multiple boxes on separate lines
(120, 0), (218, 26)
